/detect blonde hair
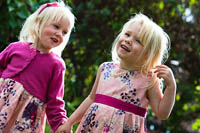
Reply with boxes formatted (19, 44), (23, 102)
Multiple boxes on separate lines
(19, 0), (75, 56)
(111, 13), (170, 74)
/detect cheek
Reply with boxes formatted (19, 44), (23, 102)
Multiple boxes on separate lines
(116, 42), (122, 53)
(133, 46), (143, 54)
(41, 30), (47, 37)
(43, 28), (53, 35)
(45, 30), (52, 36)
(116, 42), (120, 50)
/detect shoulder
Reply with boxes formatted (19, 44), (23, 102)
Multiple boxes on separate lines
(8, 41), (30, 48)
(1, 41), (32, 55)
(3, 41), (24, 50)
(101, 61), (117, 66)
(100, 61), (118, 71)
(48, 53), (66, 70)
(6, 41), (32, 52)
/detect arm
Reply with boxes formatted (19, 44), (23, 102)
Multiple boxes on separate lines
(56, 64), (103, 133)
(147, 65), (176, 120)
(0, 44), (13, 75)
(46, 63), (68, 132)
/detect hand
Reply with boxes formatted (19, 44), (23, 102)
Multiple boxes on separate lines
(154, 65), (176, 89)
(55, 120), (73, 133)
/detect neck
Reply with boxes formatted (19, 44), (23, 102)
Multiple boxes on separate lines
(31, 42), (50, 53)
(119, 60), (141, 71)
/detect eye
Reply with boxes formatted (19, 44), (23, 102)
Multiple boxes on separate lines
(62, 31), (67, 36)
(53, 24), (59, 29)
(125, 32), (130, 37)
(136, 39), (142, 44)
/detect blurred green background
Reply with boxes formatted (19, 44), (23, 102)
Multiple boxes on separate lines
(0, 0), (200, 132)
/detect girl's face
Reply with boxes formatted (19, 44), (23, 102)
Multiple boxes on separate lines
(37, 17), (70, 53)
(116, 21), (144, 67)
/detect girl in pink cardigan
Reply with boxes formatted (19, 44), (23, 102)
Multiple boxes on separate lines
(0, 1), (75, 132)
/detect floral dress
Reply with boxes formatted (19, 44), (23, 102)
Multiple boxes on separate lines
(76, 62), (152, 133)
(0, 78), (46, 132)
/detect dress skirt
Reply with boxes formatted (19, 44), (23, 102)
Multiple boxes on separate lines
(76, 94), (147, 133)
(0, 78), (46, 133)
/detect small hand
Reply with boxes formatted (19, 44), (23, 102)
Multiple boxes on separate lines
(154, 65), (176, 89)
(55, 121), (72, 133)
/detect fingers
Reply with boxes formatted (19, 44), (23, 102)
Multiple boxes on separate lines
(148, 65), (167, 77)
(155, 65), (168, 69)
(153, 65), (173, 79)
(153, 65), (176, 87)
(154, 65), (171, 73)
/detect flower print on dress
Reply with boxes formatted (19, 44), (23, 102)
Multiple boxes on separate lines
(115, 109), (125, 115)
(120, 88), (141, 106)
(22, 100), (38, 121)
(123, 123), (139, 133)
(102, 63), (115, 80)
(103, 123), (113, 133)
(129, 88), (141, 106)
(0, 112), (8, 129)
(119, 71), (134, 88)
(14, 98), (42, 132)
(0, 80), (16, 106)
(14, 120), (40, 132)
(0, 79), (46, 132)
(5, 80), (15, 89)
(14, 121), (30, 131)
(90, 104), (99, 112)
(81, 104), (99, 132)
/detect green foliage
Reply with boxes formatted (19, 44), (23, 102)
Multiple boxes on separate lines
(192, 118), (200, 132)
(0, 0), (200, 132)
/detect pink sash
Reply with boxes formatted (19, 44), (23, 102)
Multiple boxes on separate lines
(94, 94), (147, 117)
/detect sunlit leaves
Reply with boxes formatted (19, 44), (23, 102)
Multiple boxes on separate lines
(196, 85), (200, 91)
(176, 94), (181, 101)
(192, 118), (200, 131)
(183, 104), (189, 111)
(189, 0), (198, 5)
(158, 1), (164, 9)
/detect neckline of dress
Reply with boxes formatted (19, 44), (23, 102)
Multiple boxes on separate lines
(112, 63), (138, 78)
(115, 62), (139, 73)
(28, 42), (53, 55)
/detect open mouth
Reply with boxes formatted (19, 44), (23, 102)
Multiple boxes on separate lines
(51, 37), (58, 43)
(121, 44), (130, 52)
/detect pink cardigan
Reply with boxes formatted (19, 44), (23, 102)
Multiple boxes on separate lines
(0, 42), (67, 132)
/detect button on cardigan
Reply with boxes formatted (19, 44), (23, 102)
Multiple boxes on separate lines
(0, 42), (68, 132)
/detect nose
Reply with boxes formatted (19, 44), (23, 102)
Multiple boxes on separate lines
(55, 30), (63, 42)
(55, 30), (63, 36)
(125, 37), (132, 45)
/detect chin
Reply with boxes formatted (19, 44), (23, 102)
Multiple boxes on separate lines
(117, 55), (126, 61)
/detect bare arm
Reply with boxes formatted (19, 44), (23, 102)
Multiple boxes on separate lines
(148, 65), (176, 120)
(56, 64), (103, 133)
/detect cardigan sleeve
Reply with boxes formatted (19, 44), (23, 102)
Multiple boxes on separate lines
(46, 60), (68, 132)
(0, 43), (13, 76)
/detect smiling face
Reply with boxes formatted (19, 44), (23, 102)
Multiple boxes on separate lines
(116, 21), (144, 70)
(37, 17), (70, 53)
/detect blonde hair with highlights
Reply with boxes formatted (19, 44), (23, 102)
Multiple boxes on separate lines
(111, 13), (170, 89)
(19, 0), (75, 56)
(112, 13), (170, 74)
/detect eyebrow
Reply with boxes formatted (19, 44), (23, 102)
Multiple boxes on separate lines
(125, 30), (132, 33)
(124, 30), (140, 38)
